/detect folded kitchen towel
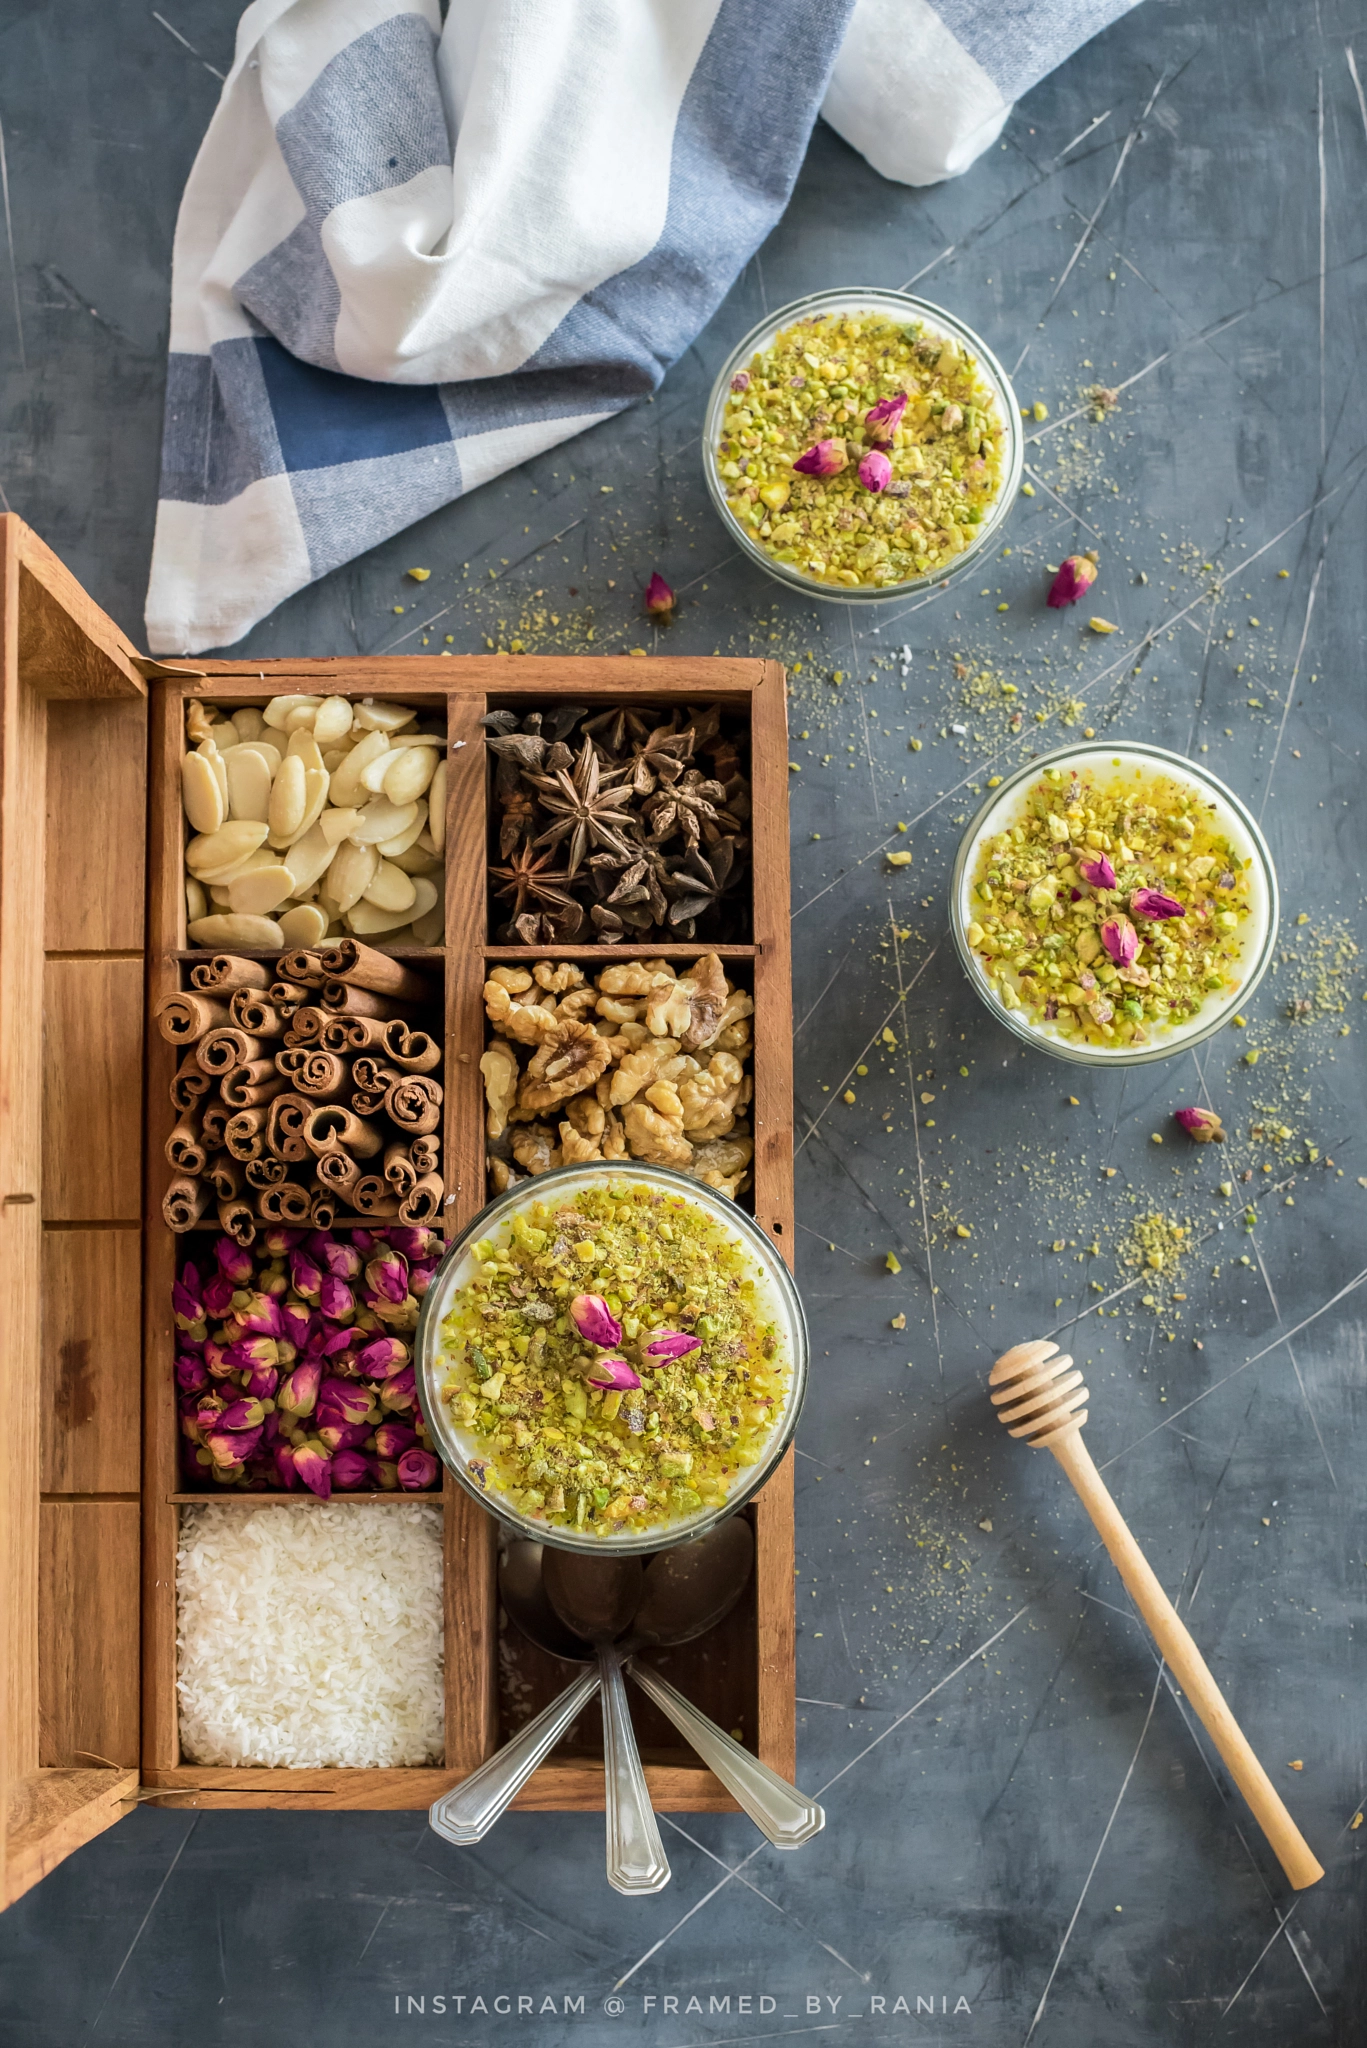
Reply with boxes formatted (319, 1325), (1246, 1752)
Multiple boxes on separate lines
(145, 0), (1136, 654)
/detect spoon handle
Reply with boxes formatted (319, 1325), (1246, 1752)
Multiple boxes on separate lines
(627, 1660), (826, 1850)
(600, 1651), (671, 1895)
(428, 1667), (601, 1846)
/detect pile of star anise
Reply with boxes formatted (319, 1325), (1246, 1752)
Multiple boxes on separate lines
(484, 702), (751, 943)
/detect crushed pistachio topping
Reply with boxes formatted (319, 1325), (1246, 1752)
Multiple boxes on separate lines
(965, 761), (1257, 1049)
(438, 1181), (789, 1535)
(716, 311), (1007, 589)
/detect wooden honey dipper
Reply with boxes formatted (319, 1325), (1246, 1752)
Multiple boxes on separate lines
(990, 1340), (1324, 1890)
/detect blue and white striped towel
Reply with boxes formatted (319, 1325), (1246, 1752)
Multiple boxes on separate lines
(145, 0), (1135, 654)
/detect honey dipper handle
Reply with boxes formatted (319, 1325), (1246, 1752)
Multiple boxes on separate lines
(1050, 1430), (1324, 1890)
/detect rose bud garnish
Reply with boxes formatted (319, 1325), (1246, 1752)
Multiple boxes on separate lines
(317, 1275), (355, 1323)
(236, 1292), (284, 1338)
(373, 1421), (417, 1461)
(318, 1418), (372, 1453)
(273, 1442), (299, 1490)
(176, 1351), (209, 1393)
(644, 572), (676, 622)
(330, 1448), (371, 1490)
(202, 1271), (236, 1316)
(277, 1358), (322, 1417)
(857, 448), (893, 493)
(261, 1227), (302, 1257)
(642, 1328), (703, 1361)
(1131, 887), (1185, 920)
(397, 1447), (440, 1491)
(379, 1365), (416, 1413)
(792, 437), (848, 477)
(172, 1270), (205, 1335)
(730, 370), (750, 393)
(218, 1396), (267, 1432)
(214, 1237), (254, 1285)
(365, 1248), (409, 1305)
(1100, 916), (1139, 968)
(318, 1377), (372, 1427)
(293, 1442), (332, 1499)
(1174, 1106), (1225, 1143)
(864, 391), (908, 445)
(1077, 854), (1117, 890)
(1047, 552), (1099, 608)
(569, 1293), (623, 1348)
(585, 1356), (642, 1392)
(356, 1335), (409, 1379)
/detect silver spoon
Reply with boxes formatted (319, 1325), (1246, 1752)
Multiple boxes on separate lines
(542, 1549), (669, 1894)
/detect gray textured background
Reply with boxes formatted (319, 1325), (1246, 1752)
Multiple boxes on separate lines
(2, 1), (1365, 2042)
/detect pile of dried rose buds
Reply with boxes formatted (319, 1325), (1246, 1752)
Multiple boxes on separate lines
(173, 1226), (442, 1497)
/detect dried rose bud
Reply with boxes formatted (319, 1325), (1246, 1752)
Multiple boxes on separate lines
(384, 1227), (436, 1261)
(1174, 1106), (1225, 1143)
(729, 370), (750, 393)
(280, 1301), (312, 1350)
(373, 1421), (417, 1461)
(261, 1227), (302, 1256)
(351, 1228), (377, 1253)
(570, 1293), (623, 1348)
(644, 572), (675, 620)
(242, 1360), (280, 1401)
(374, 1458), (400, 1491)
(175, 1351), (209, 1393)
(1100, 916), (1139, 968)
(319, 1377), (371, 1426)
(863, 391), (908, 445)
(318, 1418), (371, 1453)
(330, 1448), (371, 1490)
(236, 1292), (283, 1338)
(1131, 887), (1185, 920)
(356, 1335), (409, 1379)
(318, 1275), (356, 1323)
(364, 1250), (408, 1305)
(206, 1424), (263, 1471)
(273, 1442), (299, 1490)
(792, 437), (847, 477)
(1077, 854), (1117, 890)
(318, 1239), (361, 1282)
(202, 1272), (236, 1317)
(397, 1447), (439, 1491)
(219, 1396), (267, 1432)
(172, 1271), (204, 1332)
(642, 1328), (703, 1361)
(278, 1358), (322, 1417)
(1047, 552), (1099, 609)
(204, 1337), (233, 1380)
(409, 1262), (437, 1299)
(289, 1249), (322, 1300)
(294, 1442), (332, 1499)
(380, 1365), (416, 1413)
(224, 1335), (279, 1374)
(858, 448), (893, 493)
(214, 1238), (254, 1285)
(585, 1356), (643, 1392)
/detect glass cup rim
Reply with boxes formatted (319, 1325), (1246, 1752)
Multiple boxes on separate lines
(415, 1160), (810, 1555)
(948, 739), (1281, 1067)
(701, 285), (1024, 605)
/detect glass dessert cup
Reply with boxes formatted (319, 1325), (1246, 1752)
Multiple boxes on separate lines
(416, 1162), (808, 1555)
(949, 741), (1279, 1067)
(702, 287), (1023, 605)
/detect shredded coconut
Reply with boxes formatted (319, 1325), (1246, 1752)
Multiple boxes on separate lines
(176, 1502), (444, 1768)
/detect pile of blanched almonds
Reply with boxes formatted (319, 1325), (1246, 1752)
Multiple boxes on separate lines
(180, 695), (447, 951)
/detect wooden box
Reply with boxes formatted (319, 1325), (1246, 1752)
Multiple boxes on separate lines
(0, 515), (796, 1909)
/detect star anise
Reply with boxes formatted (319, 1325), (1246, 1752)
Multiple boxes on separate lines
(490, 842), (579, 924)
(621, 718), (694, 796)
(665, 838), (742, 927)
(643, 768), (726, 853)
(590, 840), (672, 924)
(496, 783), (538, 858)
(527, 737), (637, 875)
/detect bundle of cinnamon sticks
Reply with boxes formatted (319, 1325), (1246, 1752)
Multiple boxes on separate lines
(158, 941), (444, 1243)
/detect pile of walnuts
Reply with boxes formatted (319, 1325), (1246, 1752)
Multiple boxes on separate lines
(480, 954), (755, 1199)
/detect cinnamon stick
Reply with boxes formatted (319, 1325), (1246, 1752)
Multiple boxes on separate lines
(308, 1187), (337, 1230)
(196, 1027), (264, 1076)
(383, 1074), (443, 1135)
(245, 1156), (288, 1191)
(219, 1060), (287, 1110)
(217, 1195), (257, 1246)
(274, 1047), (311, 1080)
(320, 1015), (388, 1055)
(201, 1100), (231, 1152)
(154, 991), (229, 1045)
(189, 954), (271, 995)
(318, 939), (432, 1000)
(295, 1051), (350, 1102)
(163, 1176), (207, 1231)
(399, 1172), (444, 1226)
(379, 1020), (442, 1073)
(165, 1107), (208, 1177)
(276, 947), (328, 987)
(269, 980), (309, 1008)
(352, 1175), (402, 1219)
(257, 1181), (312, 1226)
(283, 1005), (329, 1045)
(303, 1104), (383, 1161)
(410, 1133), (440, 1176)
(315, 1147), (363, 1198)
(204, 1154), (240, 1200)
(383, 1142), (418, 1198)
(229, 991), (291, 1038)
(320, 981), (400, 1020)
(224, 1106), (270, 1162)
(267, 1093), (312, 1163)
(170, 1050), (214, 1113)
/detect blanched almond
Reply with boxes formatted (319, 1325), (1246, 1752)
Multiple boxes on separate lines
(185, 876), (207, 922)
(187, 912), (286, 947)
(223, 744), (275, 823)
(182, 750), (226, 833)
(269, 754), (307, 839)
(285, 731), (325, 772)
(186, 820), (268, 877)
(346, 874), (437, 934)
(293, 764), (330, 842)
(282, 703), (319, 732)
(227, 862), (296, 916)
(278, 902), (330, 946)
(328, 728), (388, 806)
(382, 745), (438, 805)
(410, 885), (445, 945)
(391, 843), (442, 876)
(327, 839), (378, 913)
(352, 699), (417, 734)
(312, 696), (354, 746)
(359, 748), (395, 795)
(207, 721), (239, 753)
(349, 796), (419, 845)
(262, 694), (322, 729)
(428, 760), (447, 853)
(320, 806), (361, 845)
(377, 798), (428, 858)
(282, 820), (340, 895)
(231, 707), (265, 744)
(362, 860), (417, 913)
(200, 845), (277, 887)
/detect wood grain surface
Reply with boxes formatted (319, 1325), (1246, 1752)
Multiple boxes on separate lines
(38, 1502), (140, 1769)
(41, 1229), (141, 1495)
